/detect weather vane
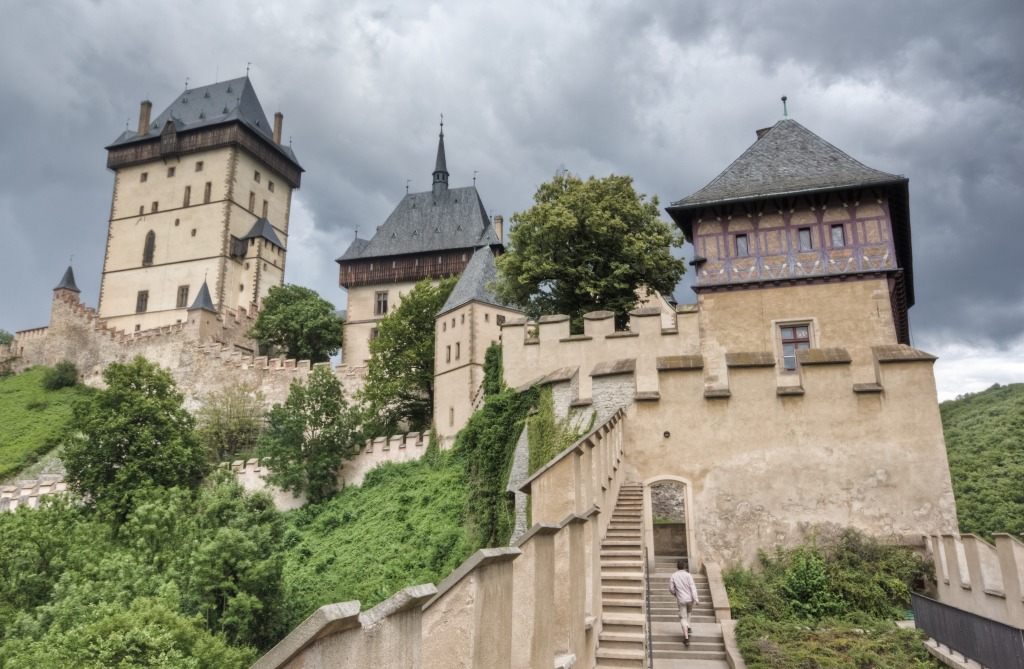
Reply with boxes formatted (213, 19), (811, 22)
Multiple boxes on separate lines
(69, 254), (73, 265)
(406, 179), (411, 194)
(184, 77), (190, 91)
(246, 61), (252, 77)
(473, 170), (478, 186)
(782, 95), (789, 118)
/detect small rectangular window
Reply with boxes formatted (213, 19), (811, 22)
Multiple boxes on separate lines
(183, 185), (191, 207)
(195, 161), (204, 172)
(735, 234), (749, 257)
(485, 313), (489, 322)
(780, 324), (811, 370)
(248, 192), (255, 212)
(455, 342), (461, 360)
(449, 407), (454, 426)
(831, 224), (846, 247)
(140, 172), (148, 183)
(370, 328), (380, 342)
(204, 182), (212, 203)
(254, 171), (261, 183)
(446, 345), (451, 363)
(167, 166), (175, 177)
(262, 200), (269, 217)
(151, 201), (158, 213)
(268, 181), (275, 192)
(176, 285), (190, 308)
(798, 228), (813, 251)
(136, 290), (149, 313)
(375, 291), (389, 315)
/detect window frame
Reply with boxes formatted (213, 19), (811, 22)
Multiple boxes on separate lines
(176, 285), (190, 308)
(735, 233), (750, 257)
(136, 290), (149, 313)
(778, 322), (812, 371)
(374, 291), (389, 316)
(831, 224), (846, 247)
(798, 227), (813, 251)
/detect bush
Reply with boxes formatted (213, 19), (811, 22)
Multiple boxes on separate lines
(42, 360), (78, 390)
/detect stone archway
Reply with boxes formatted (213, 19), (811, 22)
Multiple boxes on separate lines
(642, 475), (699, 571)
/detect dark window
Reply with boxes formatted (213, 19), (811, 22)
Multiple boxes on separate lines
(371, 328), (380, 342)
(831, 224), (846, 247)
(195, 161), (204, 172)
(446, 345), (451, 363)
(268, 180), (275, 192)
(375, 291), (388, 315)
(176, 285), (189, 308)
(485, 313), (489, 322)
(254, 170), (261, 183)
(167, 166), (175, 177)
(140, 172), (148, 182)
(191, 228), (196, 237)
(136, 290), (149, 313)
(736, 234), (749, 257)
(262, 200), (268, 217)
(183, 185), (191, 207)
(142, 231), (155, 266)
(204, 182), (212, 203)
(455, 342), (461, 360)
(798, 228), (813, 251)
(781, 324), (811, 370)
(151, 201), (159, 213)
(248, 192), (255, 212)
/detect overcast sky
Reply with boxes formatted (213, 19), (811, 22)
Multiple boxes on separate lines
(1, 1), (1022, 400)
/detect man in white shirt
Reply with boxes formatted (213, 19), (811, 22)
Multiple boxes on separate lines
(667, 559), (699, 647)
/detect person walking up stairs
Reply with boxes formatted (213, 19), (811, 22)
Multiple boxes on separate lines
(596, 484), (646, 668)
(648, 555), (728, 668)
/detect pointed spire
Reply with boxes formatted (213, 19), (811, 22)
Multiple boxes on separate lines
(432, 116), (449, 197)
(188, 280), (218, 313)
(54, 265), (80, 293)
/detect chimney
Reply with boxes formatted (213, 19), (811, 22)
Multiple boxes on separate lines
(493, 215), (504, 244)
(137, 100), (152, 136)
(273, 112), (283, 145)
(755, 127), (771, 140)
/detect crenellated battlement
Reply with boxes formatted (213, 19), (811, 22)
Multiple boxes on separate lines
(0, 476), (68, 512)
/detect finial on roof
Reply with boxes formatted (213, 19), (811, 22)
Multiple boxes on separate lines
(406, 179), (411, 194)
(440, 113), (444, 137)
(432, 116), (449, 197)
(246, 61), (251, 77)
(184, 77), (190, 92)
(188, 280), (218, 313)
(473, 170), (478, 186)
(782, 95), (789, 118)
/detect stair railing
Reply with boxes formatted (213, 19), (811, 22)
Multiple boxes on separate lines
(644, 544), (654, 668)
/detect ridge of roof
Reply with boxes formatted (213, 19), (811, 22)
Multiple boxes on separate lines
(668, 118), (903, 209)
(242, 217), (285, 249)
(54, 265), (80, 293)
(438, 246), (521, 316)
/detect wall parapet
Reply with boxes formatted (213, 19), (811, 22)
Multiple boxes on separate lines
(0, 477), (68, 512)
(925, 533), (1024, 629)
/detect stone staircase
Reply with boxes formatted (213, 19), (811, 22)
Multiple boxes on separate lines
(596, 484), (647, 668)
(648, 555), (729, 668)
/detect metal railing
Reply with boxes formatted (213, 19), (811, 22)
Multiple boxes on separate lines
(911, 592), (1024, 669)
(644, 545), (654, 668)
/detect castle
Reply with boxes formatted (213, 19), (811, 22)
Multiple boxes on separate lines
(2, 79), (971, 668)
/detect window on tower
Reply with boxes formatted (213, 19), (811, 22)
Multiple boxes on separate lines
(183, 186), (191, 207)
(195, 161), (204, 172)
(254, 171), (261, 183)
(142, 231), (155, 266)
(375, 291), (389, 315)
(248, 192), (255, 212)
(136, 290), (149, 313)
(262, 200), (268, 217)
(268, 180), (275, 192)
(735, 234), (749, 257)
(831, 224), (846, 247)
(176, 285), (190, 308)
(780, 324), (811, 370)
(140, 172), (148, 183)
(204, 182), (212, 203)
(798, 228), (813, 251)
(167, 166), (175, 177)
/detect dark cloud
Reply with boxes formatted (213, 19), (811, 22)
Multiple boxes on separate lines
(1, 0), (1021, 397)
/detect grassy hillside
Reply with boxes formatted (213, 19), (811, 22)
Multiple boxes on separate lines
(0, 367), (92, 481)
(941, 382), (1024, 539)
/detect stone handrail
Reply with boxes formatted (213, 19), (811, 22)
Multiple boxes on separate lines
(925, 533), (1024, 629)
(703, 561), (746, 669)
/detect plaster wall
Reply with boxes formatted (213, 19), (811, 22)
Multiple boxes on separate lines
(343, 279), (425, 364)
(926, 533), (1024, 628)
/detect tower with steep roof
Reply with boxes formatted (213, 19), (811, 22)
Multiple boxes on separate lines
(99, 77), (302, 333)
(336, 124), (504, 365)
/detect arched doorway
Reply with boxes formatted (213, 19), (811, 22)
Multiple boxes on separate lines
(642, 476), (698, 571)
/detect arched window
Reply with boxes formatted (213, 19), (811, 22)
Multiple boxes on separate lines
(143, 231), (155, 266)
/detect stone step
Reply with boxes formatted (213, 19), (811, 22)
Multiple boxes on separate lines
(602, 540), (643, 548)
(601, 560), (643, 569)
(653, 649), (728, 661)
(601, 613), (644, 627)
(599, 631), (645, 644)
(595, 647), (645, 661)
(603, 597), (644, 609)
(600, 550), (642, 558)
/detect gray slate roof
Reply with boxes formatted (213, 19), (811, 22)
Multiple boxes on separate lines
(107, 77), (300, 166)
(54, 266), (80, 293)
(242, 217), (284, 249)
(336, 186), (501, 262)
(439, 246), (521, 315)
(669, 118), (903, 209)
(188, 281), (217, 313)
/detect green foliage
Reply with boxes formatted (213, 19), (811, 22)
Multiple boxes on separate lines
(260, 366), (359, 504)
(41, 360), (78, 391)
(941, 382), (1024, 539)
(783, 546), (844, 618)
(197, 385), (266, 463)
(483, 343), (504, 396)
(360, 277), (457, 435)
(452, 387), (538, 547)
(527, 386), (593, 475)
(247, 284), (343, 363)
(0, 367), (93, 481)
(0, 328), (13, 346)
(61, 356), (208, 520)
(494, 171), (686, 331)
(283, 451), (473, 620)
(0, 476), (284, 664)
(733, 615), (938, 669)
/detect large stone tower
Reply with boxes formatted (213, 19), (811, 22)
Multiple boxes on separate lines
(100, 77), (302, 333)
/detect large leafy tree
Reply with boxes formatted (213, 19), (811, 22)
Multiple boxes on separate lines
(495, 171), (686, 330)
(259, 366), (359, 503)
(62, 356), (208, 520)
(247, 284), (343, 363)
(359, 277), (457, 436)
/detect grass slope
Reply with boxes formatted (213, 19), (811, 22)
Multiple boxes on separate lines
(941, 382), (1024, 539)
(0, 367), (91, 481)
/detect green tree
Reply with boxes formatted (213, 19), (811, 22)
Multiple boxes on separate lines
(495, 171), (686, 330)
(260, 366), (358, 503)
(0, 329), (13, 346)
(359, 277), (457, 435)
(247, 284), (343, 362)
(42, 360), (79, 390)
(61, 356), (208, 520)
(196, 385), (267, 463)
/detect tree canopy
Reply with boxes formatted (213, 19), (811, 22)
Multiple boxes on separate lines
(260, 366), (359, 503)
(359, 277), (457, 436)
(0, 329), (12, 346)
(247, 284), (343, 363)
(61, 356), (208, 520)
(494, 171), (686, 329)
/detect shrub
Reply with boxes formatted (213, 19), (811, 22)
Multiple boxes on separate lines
(42, 360), (78, 390)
